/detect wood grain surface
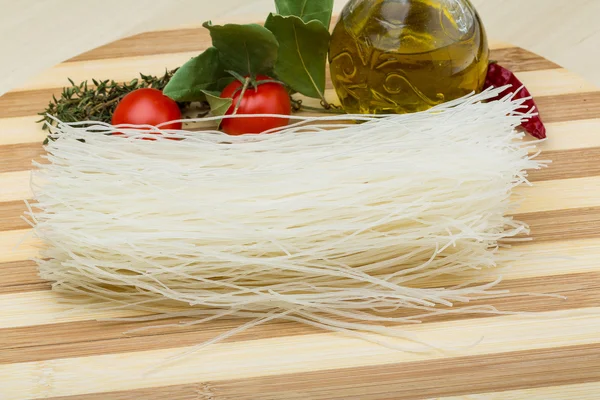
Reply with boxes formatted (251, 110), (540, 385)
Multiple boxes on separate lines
(0, 27), (599, 400)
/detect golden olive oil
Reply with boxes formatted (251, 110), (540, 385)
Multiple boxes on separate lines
(329, 0), (489, 114)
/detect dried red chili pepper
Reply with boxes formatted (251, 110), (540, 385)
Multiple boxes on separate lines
(483, 62), (546, 139)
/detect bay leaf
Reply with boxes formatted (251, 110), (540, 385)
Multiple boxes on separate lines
(274, 0), (334, 27)
(203, 21), (279, 78)
(264, 14), (330, 99)
(163, 47), (223, 102)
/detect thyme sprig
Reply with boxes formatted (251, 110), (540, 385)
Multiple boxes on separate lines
(38, 69), (189, 144)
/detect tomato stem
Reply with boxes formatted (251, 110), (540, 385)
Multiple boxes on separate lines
(230, 79), (284, 99)
(233, 77), (251, 115)
(227, 70), (247, 84)
(255, 79), (285, 86)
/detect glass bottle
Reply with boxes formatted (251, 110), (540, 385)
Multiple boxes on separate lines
(328, 0), (489, 114)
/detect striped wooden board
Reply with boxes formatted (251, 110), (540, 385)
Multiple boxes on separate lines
(1, 23), (600, 400)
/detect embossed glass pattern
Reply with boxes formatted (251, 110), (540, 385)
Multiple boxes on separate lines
(329, 0), (488, 114)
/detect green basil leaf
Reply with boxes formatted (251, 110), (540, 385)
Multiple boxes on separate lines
(201, 90), (232, 117)
(203, 21), (279, 78)
(274, 0), (334, 27)
(264, 14), (330, 99)
(163, 47), (223, 102)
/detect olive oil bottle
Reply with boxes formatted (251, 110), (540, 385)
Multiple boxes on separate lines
(329, 0), (489, 114)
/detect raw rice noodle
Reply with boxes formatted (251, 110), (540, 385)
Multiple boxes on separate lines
(26, 86), (547, 362)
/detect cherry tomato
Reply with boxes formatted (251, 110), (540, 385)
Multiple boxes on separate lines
(112, 88), (182, 130)
(220, 75), (291, 135)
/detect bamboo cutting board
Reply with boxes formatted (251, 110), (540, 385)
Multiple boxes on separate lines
(1, 24), (600, 400)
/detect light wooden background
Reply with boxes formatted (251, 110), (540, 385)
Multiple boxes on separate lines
(0, 0), (599, 98)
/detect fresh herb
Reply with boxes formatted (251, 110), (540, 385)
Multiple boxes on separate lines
(38, 70), (189, 143)
(264, 14), (331, 106)
(163, 0), (336, 116)
(274, 0), (334, 27)
(202, 90), (233, 117)
(203, 22), (279, 78)
(162, 48), (226, 102)
(40, 0), (339, 138)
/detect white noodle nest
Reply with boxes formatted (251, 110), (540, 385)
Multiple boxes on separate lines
(27, 87), (546, 358)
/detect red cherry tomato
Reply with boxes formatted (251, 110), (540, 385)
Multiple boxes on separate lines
(220, 75), (291, 135)
(112, 88), (182, 130)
